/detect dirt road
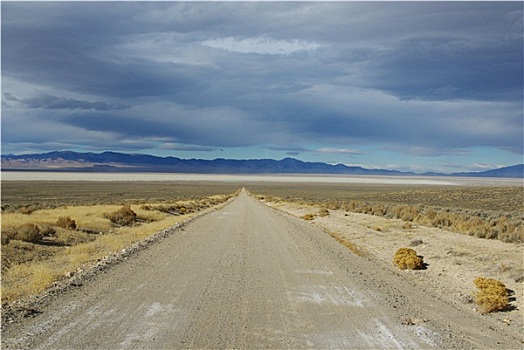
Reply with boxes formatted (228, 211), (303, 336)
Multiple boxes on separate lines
(2, 191), (521, 349)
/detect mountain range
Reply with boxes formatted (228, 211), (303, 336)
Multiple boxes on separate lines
(1, 151), (523, 178)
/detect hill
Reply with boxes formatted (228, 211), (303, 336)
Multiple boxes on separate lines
(1, 151), (522, 178)
(452, 164), (523, 178)
(1, 151), (403, 175)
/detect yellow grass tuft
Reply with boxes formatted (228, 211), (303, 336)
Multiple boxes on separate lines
(318, 208), (330, 217)
(301, 213), (316, 221)
(473, 277), (510, 313)
(2, 263), (60, 301)
(393, 248), (424, 270)
(325, 229), (368, 257)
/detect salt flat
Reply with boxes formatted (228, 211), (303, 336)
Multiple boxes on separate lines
(2, 171), (520, 186)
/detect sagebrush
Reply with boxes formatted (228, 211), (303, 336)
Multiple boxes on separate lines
(107, 205), (137, 226)
(473, 277), (510, 313)
(301, 213), (316, 221)
(393, 248), (424, 270)
(6, 223), (44, 243)
(57, 216), (77, 230)
(262, 194), (523, 243)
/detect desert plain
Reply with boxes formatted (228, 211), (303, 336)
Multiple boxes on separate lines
(1, 174), (523, 348)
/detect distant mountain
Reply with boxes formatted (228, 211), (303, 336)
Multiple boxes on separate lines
(0, 151), (403, 175)
(1, 151), (522, 178)
(452, 164), (524, 178)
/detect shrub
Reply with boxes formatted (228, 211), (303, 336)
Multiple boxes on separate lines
(393, 248), (424, 270)
(19, 206), (36, 215)
(371, 204), (386, 216)
(318, 208), (330, 217)
(12, 223), (43, 243)
(499, 226), (524, 243)
(41, 225), (57, 236)
(59, 230), (95, 246)
(108, 204), (137, 226)
(301, 213), (316, 221)
(473, 277), (510, 313)
(391, 205), (420, 222)
(1, 231), (11, 245)
(402, 222), (413, 230)
(56, 216), (77, 230)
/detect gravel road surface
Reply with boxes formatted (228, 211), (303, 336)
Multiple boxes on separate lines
(2, 191), (520, 349)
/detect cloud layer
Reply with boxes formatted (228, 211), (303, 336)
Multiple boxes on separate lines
(2, 2), (522, 172)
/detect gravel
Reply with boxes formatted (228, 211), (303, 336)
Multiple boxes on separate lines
(2, 191), (522, 349)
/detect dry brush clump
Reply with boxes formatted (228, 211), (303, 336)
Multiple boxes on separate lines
(4, 223), (44, 244)
(393, 248), (425, 270)
(389, 205), (421, 222)
(106, 204), (137, 226)
(301, 213), (316, 221)
(473, 277), (510, 313)
(318, 208), (330, 217)
(56, 216), (77, 230)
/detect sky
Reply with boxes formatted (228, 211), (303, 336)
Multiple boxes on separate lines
(2, 1), (523, 173)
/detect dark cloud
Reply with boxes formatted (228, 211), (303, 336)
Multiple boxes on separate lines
(358, 37), (523, 101)
(2, 2), (522, 170)
(7, 93), (129, 111)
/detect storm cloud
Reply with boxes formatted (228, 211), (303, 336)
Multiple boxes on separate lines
(2, 2), (522, 172)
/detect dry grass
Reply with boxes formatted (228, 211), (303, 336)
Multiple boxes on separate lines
(324, 229), (368, 257)
(4, 223), (44, 243)
(1, 263), (59, 301)
(260, 192), (523, 243)
(2, 205), (117, 234)
(473, 277), (510, 313)
(56, 216), (76, 230)
(318, 208), (330, 217)
(106, 204), (137, 226)
(301, 213), (316, 221)
(1, 192), (234, 303)
(393, 248), (425, 270)
(1, 181), (241, 212)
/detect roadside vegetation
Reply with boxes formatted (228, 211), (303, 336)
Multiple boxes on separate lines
(473, 277), (511, 313)
(1, 187), (236, 303)
(1, 181), (242, 213)
(393, 248), (425, 270)
(324, 228), (368, 257)
(256, 186), (523, 243)
(257, 185), (521, 315)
